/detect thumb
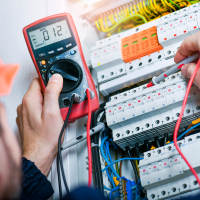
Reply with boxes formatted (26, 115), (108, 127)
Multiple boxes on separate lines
(43, 74), (63, 115)
(181, 63), (200, 89)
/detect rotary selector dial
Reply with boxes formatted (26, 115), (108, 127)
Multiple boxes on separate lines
(47, 59), (83, 93)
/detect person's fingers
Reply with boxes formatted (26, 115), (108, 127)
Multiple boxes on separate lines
(16, 104), (23, 136)
(174, 31), (200, 63)
(22, 78), (43, 119)
(17, 104), (22, 118)
(43, 74), (63, 117)
(181, 62), (200, 88)
(16, 117), (22, 139)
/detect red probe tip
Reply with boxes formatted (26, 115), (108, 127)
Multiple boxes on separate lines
(147, 82), (154, 88)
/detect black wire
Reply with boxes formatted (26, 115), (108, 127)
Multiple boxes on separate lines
(100, 112), (105, 123)
(126, 147), (139, 183)
(144, 140), (150, 151)
(164, 133), (168, 146)
(154, 136), (160, 148)
(57, 94), (75, 199)
(57, 155), (62, 199)
(91, 107), (105, 192)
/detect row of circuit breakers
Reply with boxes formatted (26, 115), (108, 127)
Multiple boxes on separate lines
(90, 3), (200, 96)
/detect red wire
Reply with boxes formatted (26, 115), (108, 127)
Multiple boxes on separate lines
(86, 89), (92, 187)
(173, 58), (200, 185)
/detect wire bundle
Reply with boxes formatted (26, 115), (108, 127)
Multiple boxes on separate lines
(95, 0), (198, 36)
(100, 131), (144, 199)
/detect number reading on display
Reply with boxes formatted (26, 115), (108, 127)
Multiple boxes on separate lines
(29, 20), (71, 50)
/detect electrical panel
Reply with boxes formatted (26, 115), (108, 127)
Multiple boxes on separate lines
(65, 0), (200, 199)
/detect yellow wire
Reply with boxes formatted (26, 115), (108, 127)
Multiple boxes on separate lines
(150, 0), (157, 11)
(126, 7), (130, 16)
(121, 10), (126, 18)
(153, 0), (160, 12)
(164, 0), (176, 11)
(108, 15), (115, 24)
(99, 18), (106, 32)
(137, 3), (143, 15)
(98, 14), (147, 33)
(104, 16), (108, 30)
(95, 20), (101, 31)
(124, 8), (127, 17)
(135, 161), (140, 176)
(142, 0), (152, 15)
(111, 13), (117, 22)
(161, 0), (168, 9)
(140, 2), (150, 20)
(130, 6), (134, 15)
(118, 11), (123, 20)
(114, 12), (119, 21)
(133, 4), (138, 14)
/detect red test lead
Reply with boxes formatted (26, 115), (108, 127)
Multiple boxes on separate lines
(146, 53), (199, 88)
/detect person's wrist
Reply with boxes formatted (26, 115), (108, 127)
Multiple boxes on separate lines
(23, 146), (55, 176)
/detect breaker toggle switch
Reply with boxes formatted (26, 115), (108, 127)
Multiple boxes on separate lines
(136, 96), (143, 106)
(117, 103), (124, 113)
(178, 17), (186, 26)
(156, 89), (164, 99)
(145, 93), (154, 102)
(188, 13), (195, 22)
(126, 100), (134, 109)
(107, 107), (114, 116)
(166, 86), (174, 95)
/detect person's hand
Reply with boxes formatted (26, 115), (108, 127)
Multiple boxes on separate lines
(174, 31), (200, 88)
(16, 74), (64, 176)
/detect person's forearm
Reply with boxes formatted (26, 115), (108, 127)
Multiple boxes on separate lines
(22, 157), (54, 199)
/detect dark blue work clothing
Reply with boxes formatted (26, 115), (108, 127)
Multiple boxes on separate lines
(21, 157), (107, 200)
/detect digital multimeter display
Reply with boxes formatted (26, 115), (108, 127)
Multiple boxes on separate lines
(29, 20), (71, 50)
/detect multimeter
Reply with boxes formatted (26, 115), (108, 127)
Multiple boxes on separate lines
(23, 13), (99, 121)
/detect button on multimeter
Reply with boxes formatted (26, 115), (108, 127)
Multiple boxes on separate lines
(70, 50), (76, 55)
(41, 60), (46, 65)
(57, 47), (64, 52)
(48, 50), (55, 55)
(39, 53), (46, 58)
(66, 43), (72, 49)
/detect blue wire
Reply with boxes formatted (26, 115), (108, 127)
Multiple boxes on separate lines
(106, 168), (115, 188)
(135, 179), (141, 199)
(104, 139), (115, 187)
(102, 131), (115, 188)
(111, 192), (120, 199)
(168, 123), (200, 145)
(104, 186), (112, 191)
(109, 186), (119, 199)
(103, 135), (115, 187)
(102, 157), (144, 172)
(100, 136), (119, 177)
